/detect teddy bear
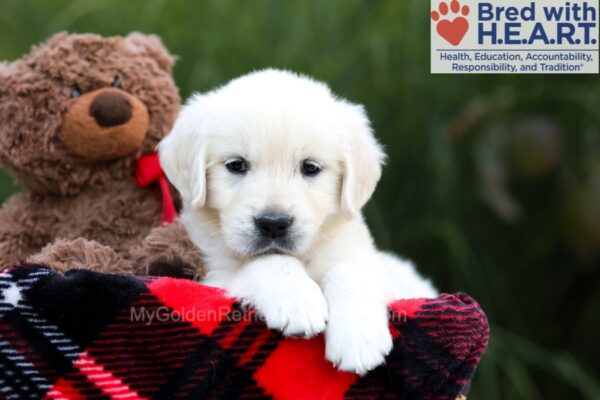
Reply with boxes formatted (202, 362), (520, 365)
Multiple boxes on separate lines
(0, 32), (203, 279)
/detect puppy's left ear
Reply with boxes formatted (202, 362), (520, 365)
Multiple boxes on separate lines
(158, 100), (207, 208)
(340, 104), (385, 216)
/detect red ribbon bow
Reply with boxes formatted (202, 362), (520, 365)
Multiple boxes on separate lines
(134, 154), (177, 224)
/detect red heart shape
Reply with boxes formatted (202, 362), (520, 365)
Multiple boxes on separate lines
(436, 17), (469, 46)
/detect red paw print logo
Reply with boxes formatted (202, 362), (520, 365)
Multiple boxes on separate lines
(431, 0), (470, 46)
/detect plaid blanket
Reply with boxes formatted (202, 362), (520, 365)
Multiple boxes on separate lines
(0, 265), (489, 400)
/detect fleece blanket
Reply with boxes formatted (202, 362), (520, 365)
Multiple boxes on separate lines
(0, 265), (489, 400)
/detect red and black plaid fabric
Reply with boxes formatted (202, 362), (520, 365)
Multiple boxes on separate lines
(0, 265), (489, 399)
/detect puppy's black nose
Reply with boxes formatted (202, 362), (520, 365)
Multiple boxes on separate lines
(255, 213), (293, 239)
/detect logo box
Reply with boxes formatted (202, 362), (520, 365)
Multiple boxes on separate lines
(431, 0), (599, 73)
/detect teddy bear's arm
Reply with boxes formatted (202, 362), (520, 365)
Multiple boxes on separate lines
(27, 238), (134, 274)
(129, 219), (205, 280)
(0, 194), (55, 268)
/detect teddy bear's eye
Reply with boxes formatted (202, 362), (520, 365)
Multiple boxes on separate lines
(112, 76), (122, 89)
(70, 85), (81, 98)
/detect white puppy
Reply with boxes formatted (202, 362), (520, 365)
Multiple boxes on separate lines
(159, 69), (437, 374)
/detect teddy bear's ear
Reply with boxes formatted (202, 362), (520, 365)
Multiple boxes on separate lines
(0, 61), (15, 96)
(125, 32), (175, 73)
(0, 62), (9, 81)
(44, 32), (70, 46)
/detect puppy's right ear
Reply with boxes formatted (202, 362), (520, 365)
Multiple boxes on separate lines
(158, 103), (207, 208)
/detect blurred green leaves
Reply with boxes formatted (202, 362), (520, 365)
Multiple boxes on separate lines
(0, 0), (599, 397)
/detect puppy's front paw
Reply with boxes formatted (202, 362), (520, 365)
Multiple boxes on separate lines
(254, 276), (328, 337)
(229, 255), (328, 338)
(325, 305), (392, 375)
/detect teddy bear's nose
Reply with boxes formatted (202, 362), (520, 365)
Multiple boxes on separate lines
(89, 90), (133, 127)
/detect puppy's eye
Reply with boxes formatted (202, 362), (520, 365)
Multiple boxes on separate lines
(225, 157), (249, 174)
(301, 160), (322, 177)
(70, 85), (81, 98)
(112, 76), (122, 89)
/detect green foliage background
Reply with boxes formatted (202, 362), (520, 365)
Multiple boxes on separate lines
(1, 0), (599, 397)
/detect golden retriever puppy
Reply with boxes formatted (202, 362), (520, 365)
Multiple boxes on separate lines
(159, 69), (437, 374)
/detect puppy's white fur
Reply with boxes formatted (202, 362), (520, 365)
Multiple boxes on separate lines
(159, 69), (437, 374)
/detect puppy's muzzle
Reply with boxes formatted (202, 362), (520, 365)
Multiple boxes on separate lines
(254, 212), (293, 239)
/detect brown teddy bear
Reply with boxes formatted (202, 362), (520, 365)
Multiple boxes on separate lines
(0, 32), (203, 279)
